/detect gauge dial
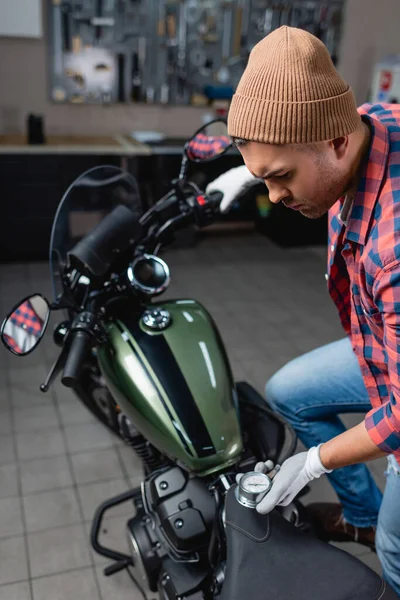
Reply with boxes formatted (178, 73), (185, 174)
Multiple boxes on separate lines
(241, 473), (271, 494)
(236, 471), (272, 509)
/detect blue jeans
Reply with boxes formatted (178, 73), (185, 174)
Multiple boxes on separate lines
(376, 455), (400, 595)
(266, 337), (400, 595)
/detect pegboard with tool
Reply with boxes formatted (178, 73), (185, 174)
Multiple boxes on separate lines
(48, 0), (346, 106)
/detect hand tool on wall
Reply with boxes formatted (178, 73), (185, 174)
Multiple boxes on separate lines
(233, 4), (243, 57)
(262, 7), (274, 35)
(280, 3), (291, 27)
(95, 0), (104, 43)
(146, 0), (162, 103)
(186, 0), (203, 26)
(238, 0), (250, 51)
(131, 50), (142, 102)
(117, 52), (126, 102)
(189, 44), (207, 69)
(216, 4), (233, 84)
(164, 9), (178, 102)
(166, 12), (177, 46)
(290, 4), (301, 28)
(72, 35), (83, 53)
(177, 1), (188, 101)
(51, 0), (67, 101)
(61, 2), (72, 52)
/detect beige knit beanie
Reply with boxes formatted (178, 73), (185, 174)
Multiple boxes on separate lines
(228, 26), (361, 145)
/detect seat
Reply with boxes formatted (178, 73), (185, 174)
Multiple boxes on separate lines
(219, 486), (398, 600)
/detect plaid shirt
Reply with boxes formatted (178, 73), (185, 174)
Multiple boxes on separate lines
(186, 133), (231, 160)
(328, 103), (400, 460)
(10, 300), (43, 337)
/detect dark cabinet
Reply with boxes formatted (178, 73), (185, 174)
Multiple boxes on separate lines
(0, 155), (121, 261)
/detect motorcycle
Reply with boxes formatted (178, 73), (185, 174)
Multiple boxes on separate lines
(1, 120), (396, 599)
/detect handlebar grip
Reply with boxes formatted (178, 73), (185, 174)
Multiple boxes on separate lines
(62, 330), (92, 388)
(207, 190), (224, 208)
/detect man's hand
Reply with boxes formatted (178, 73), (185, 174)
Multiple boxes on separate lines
(256, 446), (332, 515)
(205, 165), (260, 213)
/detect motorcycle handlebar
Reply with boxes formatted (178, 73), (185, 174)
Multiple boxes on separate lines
(206, 190), (224, 208)
(61, 330), (92, 388)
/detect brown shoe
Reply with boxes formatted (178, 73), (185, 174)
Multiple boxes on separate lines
(306, 503), (376, 551)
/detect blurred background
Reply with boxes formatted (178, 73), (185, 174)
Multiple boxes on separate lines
(0, 1), (397, 599)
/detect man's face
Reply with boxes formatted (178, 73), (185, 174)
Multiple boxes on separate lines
(238, 140), (351, 219)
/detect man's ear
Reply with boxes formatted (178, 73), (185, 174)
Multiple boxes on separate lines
(329, 136), (348, 159)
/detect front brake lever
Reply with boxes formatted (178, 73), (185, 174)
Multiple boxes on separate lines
(155, 213), (190, 242)
(40, 342), (69, 392)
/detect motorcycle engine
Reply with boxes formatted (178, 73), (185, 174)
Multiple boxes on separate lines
(126, 466), (216, 597)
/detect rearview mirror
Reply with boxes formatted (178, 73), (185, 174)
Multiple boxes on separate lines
(1, 294), (50, 356)
(185, 119), (232, 163)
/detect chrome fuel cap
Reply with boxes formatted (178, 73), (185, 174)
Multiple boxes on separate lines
(236, 471), (272, 509)
(142, 308), (171, 331)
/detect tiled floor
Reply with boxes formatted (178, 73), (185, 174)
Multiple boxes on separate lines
(0, 231), (385, 599)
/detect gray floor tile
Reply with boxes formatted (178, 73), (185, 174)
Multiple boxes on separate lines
(96, 567), (145, 600)
(341, 413), (367, 430)
(14, 404), (60, 433)
(78, 479), (133, 522)
(0, 496), (24, 538)
(0, 581), (31, 600)
(357, 550), (383, 575)
(32, 567), (100, 600)
(7, 342), (48, 368)
(8, 366), (48, 388)
(0, 389), (11, 414)
(57, 399), (98, 426)
(329, 540), (372, 558)
(20, 455), (73, 495)
(0, 411), (11, 435)
(11, 388), (52, 410)
(52, 382), (76, 405)
(64, 422), (115, 454)
(71, 448), (125, 485)
(16, 428), (66, 461)
(23, 488), (81, 533)
(28, 523), (91, 578)
(116, 445), (144, 483)
(0, 435), (16, 465)
(86, 516), (132, 566)
(0, 536), (29, 585)
(303, 472), (338, 506)
(0, 464), (19, 498)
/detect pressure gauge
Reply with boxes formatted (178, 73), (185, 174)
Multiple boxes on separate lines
(235, 471), (272, 509)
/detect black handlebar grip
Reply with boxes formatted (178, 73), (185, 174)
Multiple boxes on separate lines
(207, 190), (224, 208)
(68, 204), (143, 278)
(62, 330), (92, 388)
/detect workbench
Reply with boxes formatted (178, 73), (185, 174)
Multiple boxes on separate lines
(0, 134), (151, 155)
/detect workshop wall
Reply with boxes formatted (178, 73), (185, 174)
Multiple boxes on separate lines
(1, 0), (400, 137)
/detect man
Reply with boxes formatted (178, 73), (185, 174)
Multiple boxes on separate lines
(207, 26), (400, 595)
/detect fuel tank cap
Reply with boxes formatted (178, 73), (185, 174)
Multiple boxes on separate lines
(142, 308), (171, 331)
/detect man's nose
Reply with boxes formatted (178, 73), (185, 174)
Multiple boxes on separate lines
(265, 182), (290, 205)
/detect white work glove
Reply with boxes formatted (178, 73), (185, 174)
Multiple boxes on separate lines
(255, 445), (332, 515)
(206, 165), (260, 213)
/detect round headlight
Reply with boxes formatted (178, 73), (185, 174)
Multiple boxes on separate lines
(127, 254), (170, 296)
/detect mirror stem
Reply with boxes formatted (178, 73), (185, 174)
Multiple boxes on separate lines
(178, 154), (189, 181)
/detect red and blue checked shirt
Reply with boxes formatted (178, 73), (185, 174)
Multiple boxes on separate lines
(186, 133), (231, 161)
(328, 103), (400, 461)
